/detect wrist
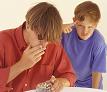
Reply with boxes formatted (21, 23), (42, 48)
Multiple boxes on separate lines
(15, 60), (26, 72)
(57, 78), (70, 87)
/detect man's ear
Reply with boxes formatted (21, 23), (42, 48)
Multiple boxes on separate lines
(26, 22), (30, 30)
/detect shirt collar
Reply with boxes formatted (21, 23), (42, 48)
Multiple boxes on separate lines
(15, 22), (27, 51)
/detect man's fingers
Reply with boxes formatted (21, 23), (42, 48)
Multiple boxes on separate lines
(31, 47), (45, 56)
(63, 23), (72, 33)
(50, 76), (56, 83)
(24, 45), (31, 51)
(51, 81), (59, 92)
(29, 45), (43, 53)
(33, 57), (42, 64)
(34, 51), (45, 59)
(66, 28), (71, 33)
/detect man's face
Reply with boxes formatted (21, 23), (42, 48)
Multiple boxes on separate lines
(27, 27), (48, 48)
(74, 17), (97, 40)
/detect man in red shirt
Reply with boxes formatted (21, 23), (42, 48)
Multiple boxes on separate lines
(0, 2), (76, 92)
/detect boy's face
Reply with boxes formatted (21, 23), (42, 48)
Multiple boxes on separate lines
(74, 17), (97, 40)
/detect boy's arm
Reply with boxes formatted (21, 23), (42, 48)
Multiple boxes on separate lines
(92, 40), (106, 89)
(92, 72), (102, 89)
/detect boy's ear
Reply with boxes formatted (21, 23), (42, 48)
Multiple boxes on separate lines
(73, 17), (80, 24)
(73, 17), (76, 22)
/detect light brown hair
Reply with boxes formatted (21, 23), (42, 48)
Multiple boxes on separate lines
(26, 2), (62, 42)
(74, 1), (101, 23)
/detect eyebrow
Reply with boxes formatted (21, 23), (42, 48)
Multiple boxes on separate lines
(77, 24), (94, 27)
(76, 24), (83, 26)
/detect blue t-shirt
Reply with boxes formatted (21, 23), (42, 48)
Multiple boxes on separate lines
(61, 27), (106, 89)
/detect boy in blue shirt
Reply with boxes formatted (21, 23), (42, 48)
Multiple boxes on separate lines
(62, 1), (106, 89)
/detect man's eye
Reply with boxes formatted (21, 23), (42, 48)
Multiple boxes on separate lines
(38, 34), (43, 40)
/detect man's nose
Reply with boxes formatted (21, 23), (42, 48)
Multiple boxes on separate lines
(40, 41), (48, 48)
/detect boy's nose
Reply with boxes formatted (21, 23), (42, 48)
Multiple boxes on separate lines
(83, 29), (89, 35)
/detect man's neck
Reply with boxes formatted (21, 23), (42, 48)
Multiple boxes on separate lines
(23, 28), (30, 45)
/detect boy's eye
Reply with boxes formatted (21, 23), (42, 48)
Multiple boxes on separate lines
(76, 25), (84, 29)
(76, 24), (83, 27)
(77, 25), (82, 26)
(88, 26), (93, 29)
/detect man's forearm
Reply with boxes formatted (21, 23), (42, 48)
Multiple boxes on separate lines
(7, 61), (25, 83)
(92, 72), (102, 89)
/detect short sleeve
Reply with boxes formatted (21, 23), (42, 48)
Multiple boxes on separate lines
(92, 43), (106, 73)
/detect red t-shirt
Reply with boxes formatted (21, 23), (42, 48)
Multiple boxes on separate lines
(0, 23), (76, 92)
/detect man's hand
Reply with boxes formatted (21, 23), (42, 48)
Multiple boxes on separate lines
(51, 78), (70, 92)
(62, 23), (74, 33)
(36, 76), (56, 90)
(7, 44), (45, 83)
(51, 78), (65, 92)
(37, 76), (70, 92)
(19, 44), (46, 70)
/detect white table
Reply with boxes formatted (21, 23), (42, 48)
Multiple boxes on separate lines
(26, 87), (107, 92)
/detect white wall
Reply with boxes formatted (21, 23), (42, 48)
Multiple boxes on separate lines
(0, 0), (107, 90)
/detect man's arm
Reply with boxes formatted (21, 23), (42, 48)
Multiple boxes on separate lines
(62, 23), (74, 33)
(52, 45), (76, 92)
(37, 45), (76, 92)
(92, 72), (102, 89)
(7, 45), (45, 83)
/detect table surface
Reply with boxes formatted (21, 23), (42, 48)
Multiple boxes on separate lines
(25, 87), (107, 92)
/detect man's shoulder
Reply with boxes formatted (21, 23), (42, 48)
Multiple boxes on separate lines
(47, 43), (63, 50)
(0, 28), (16, 44)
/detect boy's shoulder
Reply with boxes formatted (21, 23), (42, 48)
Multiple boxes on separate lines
(62, 27), (76, 39)
(92, 29), (106, 48)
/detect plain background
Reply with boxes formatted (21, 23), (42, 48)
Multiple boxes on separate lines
(0, 0), (107, 90)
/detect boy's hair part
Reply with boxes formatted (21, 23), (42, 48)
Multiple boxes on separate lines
(74, 1), (101, 23)
(26, 2), (62, 42)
